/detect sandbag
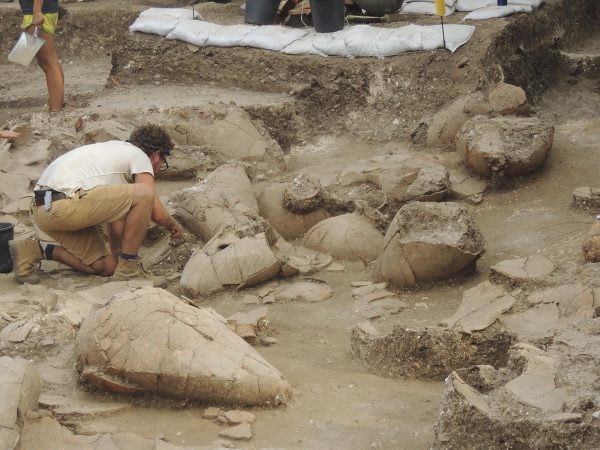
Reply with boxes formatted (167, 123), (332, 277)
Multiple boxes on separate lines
(129, 17), (180, 36)
(456, 0), (542, 11)
(139, 7), (201, 19)
(206, 24), (255, 47)
(404, 0), (456, 6)
(400, 2), (456, 15)
(241, 25), (309, 51)
(463, 4), (533, 20)
(132, 10), (475, 56)
(166, 19), (221, 46)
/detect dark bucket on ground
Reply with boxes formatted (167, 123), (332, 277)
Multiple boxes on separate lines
(0, 223), (15, 273)
(245, 0), (280, 25)
(310, 0), (345, 33)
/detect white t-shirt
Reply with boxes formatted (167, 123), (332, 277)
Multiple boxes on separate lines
(36, 141), (154, 197)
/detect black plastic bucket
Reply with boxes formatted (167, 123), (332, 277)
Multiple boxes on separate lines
(245, 0), (280, 25)
(0, 223), (15, 273)
(310, 0), (345, 33)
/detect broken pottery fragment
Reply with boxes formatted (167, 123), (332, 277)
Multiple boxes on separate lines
(221, 410), (256, 424)
(504, 343), (568, 412)
(0, 138), (50, 203)
(378, 202), (485, 288)
(274, 240), (333, 276)
(443, 281), (515, 333)
(273, 280), (333, 303)
(448, 164), (488, 203)
(257, 182), (329, 240)
(500, 284), (596, 340)
(351, 322), (515, 379)
(21, 416), (204, 450)
(175, 164), (266, 241)
(227, 307), (269, 341)
(433, 320), (600, 449)
(456, 116), (554, 178)
(180, 232), (280, 298)
(75, 288), (292, 406)
(303, 213), (383, 261)
(0, 320), (36, 343)
(500, 303), (559, 340)
(490, 255), (555, 286)
(0, 357), (43, 448)
(352, 282), (387, 297)
(378, 165), (449, 203)
(353, 289), (408, 319)
(218, 422), (252, 441)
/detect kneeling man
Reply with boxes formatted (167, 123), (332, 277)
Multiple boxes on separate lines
(10, 124), (183, 285)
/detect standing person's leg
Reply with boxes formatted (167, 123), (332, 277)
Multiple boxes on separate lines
(25, 17), (64, 112)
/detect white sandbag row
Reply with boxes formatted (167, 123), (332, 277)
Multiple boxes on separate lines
(284, 24), (474, 55)
(404, 0), (457, 6)
(130, 13), (475, 57)
(399, 0), (541, 17)
(463, 4), (533, 19)
(168, 21), (309, 51)
(456, 0), (543, 11)
(139, 7), (201, 19)
(400, 2), (456, 16)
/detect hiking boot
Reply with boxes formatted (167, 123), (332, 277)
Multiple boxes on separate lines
(112, 257), (167, 288)
(9, 239), (42, 284)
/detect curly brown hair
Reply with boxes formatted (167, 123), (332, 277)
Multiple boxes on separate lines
(129, 124), (174, 157)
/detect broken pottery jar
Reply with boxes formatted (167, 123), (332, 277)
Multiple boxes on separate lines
(417, 82), (528, 147)
(174, 164), (266, 241)
(432, 329), (600, 449)
(377, 201), (485, 288)
(456, 116), (554, 179)
(180, 232), (280, 298)
(303, 213), (384, 262)
(75, 287), (291, 406)
(257, 182), (330, 240)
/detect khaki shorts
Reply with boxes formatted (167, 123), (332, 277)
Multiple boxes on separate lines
(22, 13), (59, 35)
(33, 185), (135, 266)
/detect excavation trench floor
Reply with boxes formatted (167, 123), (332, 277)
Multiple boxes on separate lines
(1, 0), (600, 449)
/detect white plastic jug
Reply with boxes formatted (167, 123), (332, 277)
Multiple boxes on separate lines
(8, 27), (46, 66)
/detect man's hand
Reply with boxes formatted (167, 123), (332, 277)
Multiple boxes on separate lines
(0, 131), (20, 140)
(167, 219), (183, 239)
